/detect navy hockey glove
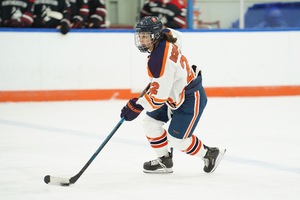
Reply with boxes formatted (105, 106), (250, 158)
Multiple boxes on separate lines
(121, 98), (144, 121)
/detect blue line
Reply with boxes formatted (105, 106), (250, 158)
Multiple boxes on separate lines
(0, 118), (144, 146)
(178, 27), (300, 33)
(1, 27), (300, 33)
(1, 118), (300, 174)
(0, 27), (134, 33)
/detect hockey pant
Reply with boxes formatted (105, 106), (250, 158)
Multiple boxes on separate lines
(143, 75), (208, 158)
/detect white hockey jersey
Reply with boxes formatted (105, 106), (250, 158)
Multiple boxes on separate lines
(137, 28), (196, 112)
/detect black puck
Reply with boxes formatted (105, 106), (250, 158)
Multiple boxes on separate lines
(44, 175), (50, 184)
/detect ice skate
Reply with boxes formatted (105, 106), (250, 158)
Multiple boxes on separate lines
(143, 148), (173, 174)
(202, 145), (226, 173)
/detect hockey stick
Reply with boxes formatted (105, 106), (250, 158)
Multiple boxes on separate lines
(44, 84), (150, 186)
(44, 118), (125, 186)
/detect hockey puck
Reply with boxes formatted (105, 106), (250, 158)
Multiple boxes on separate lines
(44, 175), (50, 184)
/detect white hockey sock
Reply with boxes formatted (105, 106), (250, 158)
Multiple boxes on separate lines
(169, 134), (207, 158)
(146, 130), (169, 158)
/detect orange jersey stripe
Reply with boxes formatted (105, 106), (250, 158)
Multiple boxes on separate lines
(160, 41), (170, 77)
(144, 94), (164, 110)
(167, 88), (185, 109)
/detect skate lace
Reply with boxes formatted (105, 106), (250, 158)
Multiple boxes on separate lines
(150, 158), (166, 168)
(203, 151), (217, 167)
(203, 158), (209, 167)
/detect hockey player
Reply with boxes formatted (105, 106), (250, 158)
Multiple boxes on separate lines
(120, 16), (226, 173)
(33, 0), (72, 34)
(69, 0), (89, 29)
(88, 0), (106, 28)
(140, 0), (186, 29)
(1, 0), (35, 27)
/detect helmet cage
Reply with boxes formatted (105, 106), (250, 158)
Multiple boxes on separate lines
(134, 32), (155, 53)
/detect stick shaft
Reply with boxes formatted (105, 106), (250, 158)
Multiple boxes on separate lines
(69, 83), (150, 184)
(69, 118), (125, 184)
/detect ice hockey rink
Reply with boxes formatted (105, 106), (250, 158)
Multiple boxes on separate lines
(0, 96), (299, 200)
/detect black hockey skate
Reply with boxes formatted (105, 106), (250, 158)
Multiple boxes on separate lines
(202, 145), (226, 173)
(143, 148), (173, 173)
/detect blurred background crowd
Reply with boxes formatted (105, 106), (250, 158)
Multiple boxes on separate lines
(1, 0), (300, 34)
(0, 0), (107, 34)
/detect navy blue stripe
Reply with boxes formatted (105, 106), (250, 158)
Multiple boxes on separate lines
(150, 97), (164, 107)
(187, 138), (199, 154)
(150, 137), (167, 145)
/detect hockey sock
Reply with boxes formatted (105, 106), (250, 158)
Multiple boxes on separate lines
(146, 130), (169, 157)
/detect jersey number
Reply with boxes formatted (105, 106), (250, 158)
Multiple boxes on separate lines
(170, 44), (195, 84)
(150, 44), (195, 95)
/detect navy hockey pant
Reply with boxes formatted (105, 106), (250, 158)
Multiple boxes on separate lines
(146, 75), (207, 139)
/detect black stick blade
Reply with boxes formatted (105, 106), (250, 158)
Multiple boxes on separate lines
(44, 175), (71, 186)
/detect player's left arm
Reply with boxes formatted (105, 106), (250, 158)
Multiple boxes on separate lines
(14, 0), (35, 27)
(166, 6), (186, 29)
(72, 0), (89, 28)
(89, 0), (107, 28)
(0, 6), (2, 26)
(59, 0), (72, 34)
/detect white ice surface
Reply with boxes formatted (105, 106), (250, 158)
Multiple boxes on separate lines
(0, 97), (300, 200)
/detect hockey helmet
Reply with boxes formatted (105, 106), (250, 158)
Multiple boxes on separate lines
(135, 16), (163, 53)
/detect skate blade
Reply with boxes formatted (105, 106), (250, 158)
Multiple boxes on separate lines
(143, 168), (173, 174)
(210, 149), (226, 173)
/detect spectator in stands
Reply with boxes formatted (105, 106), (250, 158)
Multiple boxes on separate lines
(255, 6), (288, 28)
(1, 0), (35, 27)
(140, 0), (187, 29)
(70, 0), (89, 29)
(88, 0), (107, 28)
(33, 0), (72, 34)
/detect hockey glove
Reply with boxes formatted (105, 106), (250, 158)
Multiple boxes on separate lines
(121, 98), (144, 121)
(88, 18), (103, 28)
(60, 21), (70, 35)
(5, 19), (21, 27)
